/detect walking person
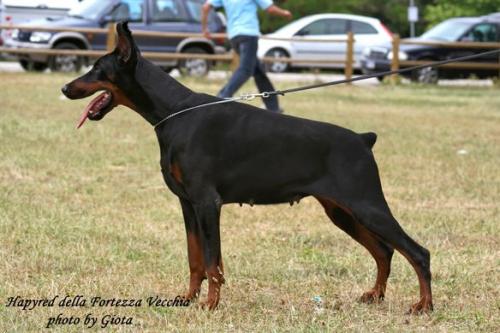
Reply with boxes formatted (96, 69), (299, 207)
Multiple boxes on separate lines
(201, 0), (292, 113)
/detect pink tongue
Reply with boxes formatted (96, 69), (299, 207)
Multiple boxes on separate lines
(76, 92), (106, 129)
(76, 105), (90, 129)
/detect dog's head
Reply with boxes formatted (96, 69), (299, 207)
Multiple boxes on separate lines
(61, 21), (139, 128)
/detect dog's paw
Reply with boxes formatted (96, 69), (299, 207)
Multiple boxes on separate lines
(182, 289), (200, 301)
(407, 297), (433, 315)
(359, 290), (384, 304)
(199, 297), (219, 310)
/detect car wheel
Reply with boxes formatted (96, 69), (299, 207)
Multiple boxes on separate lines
(179, 47), (210, 77)
(19, 60), (48, 72)
(264, 48), (289, 73)
(49, 42), (83, 73)
(411, 59), (439, 84)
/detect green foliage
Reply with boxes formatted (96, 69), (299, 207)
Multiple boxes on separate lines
(424, 0), (500, 27)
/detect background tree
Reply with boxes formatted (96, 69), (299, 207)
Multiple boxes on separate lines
(424, 0), (500, 27)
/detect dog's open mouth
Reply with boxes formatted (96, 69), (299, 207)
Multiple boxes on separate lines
(77, 90), (114, 129)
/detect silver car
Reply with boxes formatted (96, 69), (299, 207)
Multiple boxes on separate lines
(258, 13), (393, 73)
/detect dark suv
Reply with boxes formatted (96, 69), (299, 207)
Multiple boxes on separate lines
(4, 0), (226, 76)
(361, 14), (500, 83)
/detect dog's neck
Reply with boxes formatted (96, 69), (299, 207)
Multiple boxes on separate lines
(123, 58), (197, 126)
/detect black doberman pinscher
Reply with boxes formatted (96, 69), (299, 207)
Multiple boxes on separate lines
(62, 22), (433, 313)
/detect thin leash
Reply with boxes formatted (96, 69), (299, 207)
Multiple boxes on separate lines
(154, 48), (500, 129)
(154, 93), (261, 129)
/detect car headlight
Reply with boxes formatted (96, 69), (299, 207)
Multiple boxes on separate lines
(362, 47), (371, 57)
(29, 31), (53, 43)
(387, 51), (408, 61)
(11, 29), (19, 40)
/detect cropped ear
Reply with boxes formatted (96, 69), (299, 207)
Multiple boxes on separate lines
(115, 21), (138, 66)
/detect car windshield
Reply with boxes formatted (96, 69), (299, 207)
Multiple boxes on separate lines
(68, 0), (111, 20)
(420, 20), (472, 41)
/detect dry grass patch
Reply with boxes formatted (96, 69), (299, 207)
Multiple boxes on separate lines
(0, 72), (499, 332)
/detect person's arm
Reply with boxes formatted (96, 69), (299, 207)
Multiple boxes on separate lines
(201, 1), (212, 38)
(266, 4), (292, 20)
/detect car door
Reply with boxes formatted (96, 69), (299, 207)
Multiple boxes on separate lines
(451, 22), (499, 78)
(348, 19), (383, 67)
(292, 18), (348, 68)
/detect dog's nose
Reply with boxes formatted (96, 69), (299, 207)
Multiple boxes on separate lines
(61, 84), (69, 95)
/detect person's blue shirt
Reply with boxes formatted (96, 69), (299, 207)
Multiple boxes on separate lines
(209, 0), (272, 39)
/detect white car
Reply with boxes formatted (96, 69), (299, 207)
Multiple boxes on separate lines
(0, 0), (81, 47)
(258, 13), (393, 72)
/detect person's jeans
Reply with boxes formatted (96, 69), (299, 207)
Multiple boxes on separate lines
(218, 35), (280, 112)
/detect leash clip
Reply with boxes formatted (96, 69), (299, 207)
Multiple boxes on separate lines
(240, 93), (256, 101)
(240, 92), (272, 100)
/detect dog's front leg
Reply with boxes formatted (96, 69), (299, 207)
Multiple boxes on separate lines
(179, 198), (206, 301)
(192, 197), (224, 310)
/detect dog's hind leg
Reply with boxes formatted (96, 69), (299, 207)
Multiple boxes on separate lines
(351, 203), (433, 314)
(316, 197), (393, 303)
(180, 198), (206, 301)
(191, 195), (225, 310)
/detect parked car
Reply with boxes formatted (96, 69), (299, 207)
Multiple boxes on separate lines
(3, 0), (226, 75)
(0, 0), (81, 47)
(361, 14), (500, 83)
(257, 13), (393, 73)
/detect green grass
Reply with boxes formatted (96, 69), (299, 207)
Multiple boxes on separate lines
(0, 72), (499, 332)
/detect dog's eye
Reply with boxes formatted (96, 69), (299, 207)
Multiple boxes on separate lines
(101, 70), (112, 80)
(91, 66), (106, 78)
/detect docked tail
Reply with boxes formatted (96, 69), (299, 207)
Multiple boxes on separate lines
(360, 132), (377, 149)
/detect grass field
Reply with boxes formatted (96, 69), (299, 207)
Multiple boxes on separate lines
(0, 72), (499, 332)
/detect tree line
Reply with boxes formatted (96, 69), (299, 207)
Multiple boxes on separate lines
(259, 0), (500, 36)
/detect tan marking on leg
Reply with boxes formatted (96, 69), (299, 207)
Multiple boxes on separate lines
(316, 196), (392, 304)
(185, 232), (206, 300)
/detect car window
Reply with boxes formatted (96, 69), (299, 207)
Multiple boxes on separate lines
(421, 20), (472, 42)
(350, 20), (378, 34)
(151, 0), (188, 22)
(461, 23), (498, 42)
(328, 19), (348, 35)
(297, 19), (329, 35)
(69, 0), (112, 20)
(297, 19), (347, 36)
(185, 0), (202, 22)
(109, 0), (143, 22)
